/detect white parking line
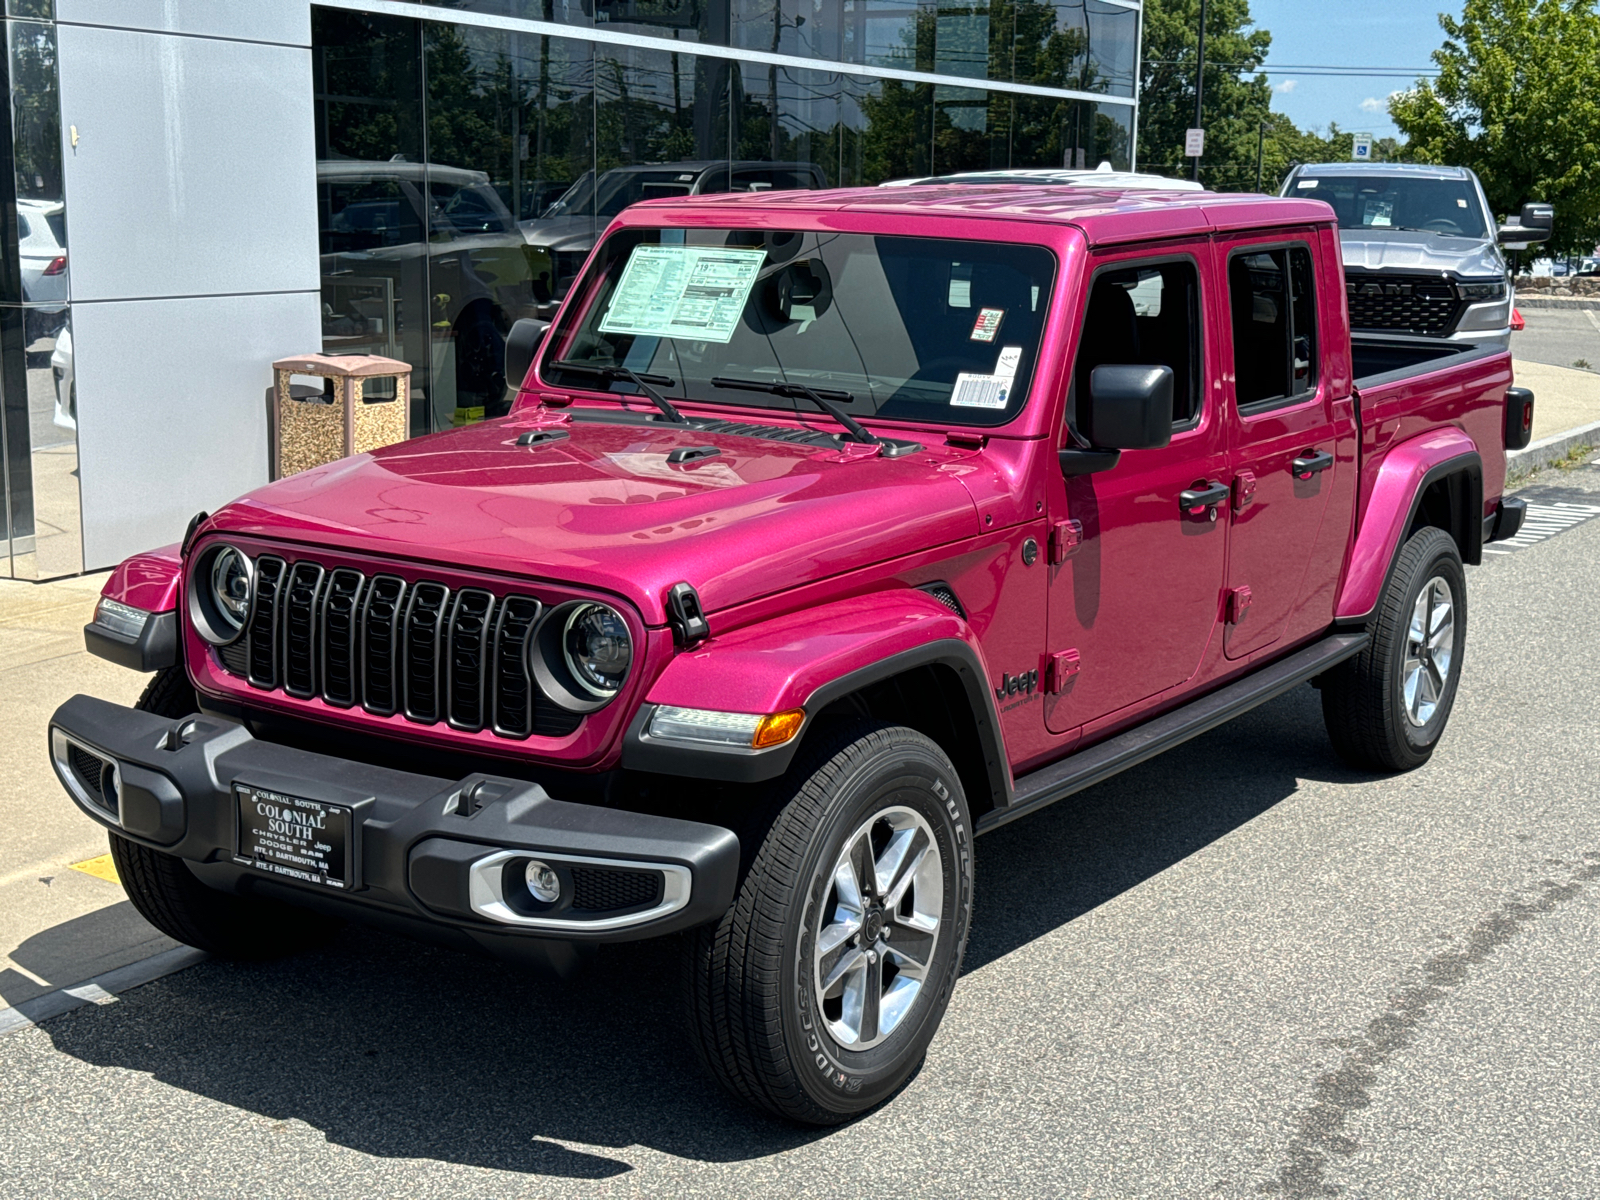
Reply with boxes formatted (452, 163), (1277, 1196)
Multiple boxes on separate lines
(0, 946), (206, 1036)
(1493, 501), (1600, 552)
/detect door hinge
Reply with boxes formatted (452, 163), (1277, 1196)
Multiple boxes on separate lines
(1232, 471), (1257, 512)
(1049, 519), (1083, 564)
(1045, 648), (1081, 693)
(1226, 585), (1253, 625)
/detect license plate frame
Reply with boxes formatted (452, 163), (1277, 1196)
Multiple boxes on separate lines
(233, 783), (354, 890)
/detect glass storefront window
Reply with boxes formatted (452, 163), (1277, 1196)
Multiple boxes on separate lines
(1, 9), (75, 578)
(312, 8), (1139, 433)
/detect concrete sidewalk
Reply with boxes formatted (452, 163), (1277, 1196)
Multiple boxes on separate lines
(1509, 359), (1600, 476)
(0, 573), (174, 1012)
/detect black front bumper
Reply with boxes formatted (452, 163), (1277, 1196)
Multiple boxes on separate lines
(48, 695), (740, 952)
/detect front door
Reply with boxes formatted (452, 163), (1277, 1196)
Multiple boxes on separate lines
(1044, 249), (1228, 736)
(1218, 235), (1340, 659)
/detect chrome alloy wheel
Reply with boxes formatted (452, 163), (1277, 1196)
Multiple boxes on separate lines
(812, 805), (943, 1051)
(1403, 575), (1455, 727)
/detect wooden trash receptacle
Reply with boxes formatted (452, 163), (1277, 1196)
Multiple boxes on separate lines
(271, 353), (412, 479)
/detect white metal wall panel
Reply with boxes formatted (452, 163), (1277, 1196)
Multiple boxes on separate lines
(56, 24), (318, 302)
(74, 292), (321, 568)
(56, 0), (310, 47)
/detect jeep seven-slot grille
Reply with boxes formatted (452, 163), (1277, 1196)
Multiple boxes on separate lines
(216, 557), (581, 739)
(1345, 273), (1463, 336)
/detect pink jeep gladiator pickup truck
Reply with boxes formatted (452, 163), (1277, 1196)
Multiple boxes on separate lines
(51, 185), (1532, 1124)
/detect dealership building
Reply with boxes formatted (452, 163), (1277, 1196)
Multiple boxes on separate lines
(0, 0), (1141, 579)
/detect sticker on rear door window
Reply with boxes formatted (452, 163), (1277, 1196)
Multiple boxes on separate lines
(599, 245), (767, 344)
(970, 307), (1004, 342)
(950, 345), (1022, 409)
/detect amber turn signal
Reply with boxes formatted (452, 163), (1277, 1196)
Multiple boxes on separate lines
(752, 709), (805, 749)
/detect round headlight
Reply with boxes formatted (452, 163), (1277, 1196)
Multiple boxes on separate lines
(527, 599), (635, 713)
(211, 547), (253, 634)
(188, 543), (255, 646)
(562, 602), (632, 699)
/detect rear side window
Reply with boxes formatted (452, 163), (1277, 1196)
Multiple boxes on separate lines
(1074, 258), (1203, 425)
(1228, 246), (1317, 408)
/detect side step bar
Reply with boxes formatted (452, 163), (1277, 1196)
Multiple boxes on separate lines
(977, 630), (1369, 835)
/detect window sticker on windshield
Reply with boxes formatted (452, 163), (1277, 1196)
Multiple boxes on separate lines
(1457, 198), (1468, 208)
(1296, 179), (1317, 188)
(1362, 200), (1394, 227)
(598, 245), (766, 344)
(971, 307), (1004, 342)
(950, 345), (1022, 409)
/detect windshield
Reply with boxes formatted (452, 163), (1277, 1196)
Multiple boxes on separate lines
(542, 169), (703, 220)
(541, 228), (1056, 428)
(1290, 174), (1488, 239)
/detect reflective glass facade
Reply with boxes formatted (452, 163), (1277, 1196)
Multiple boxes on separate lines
(313, 0), (1139, 434)
(0, 0), (77, 578)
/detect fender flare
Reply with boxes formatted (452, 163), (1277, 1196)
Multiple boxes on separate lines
(621, 591), (1011, 803)
(1337, 429), (1482, 625)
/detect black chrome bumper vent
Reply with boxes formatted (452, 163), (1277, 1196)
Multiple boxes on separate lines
(214, 557), (581, 740)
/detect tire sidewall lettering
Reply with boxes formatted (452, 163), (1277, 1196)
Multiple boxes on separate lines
(789, 751), (972, 1107)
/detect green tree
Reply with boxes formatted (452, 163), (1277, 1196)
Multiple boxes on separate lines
(1139, 0), (1275, 189)
(1389, 0), (1600, 256)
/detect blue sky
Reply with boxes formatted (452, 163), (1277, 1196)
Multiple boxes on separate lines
(1245, 1), (1459, 140)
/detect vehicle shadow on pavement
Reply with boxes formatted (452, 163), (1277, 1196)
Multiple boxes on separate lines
(964, 683), (1374, 972)
(35, 685), (1373, 1176)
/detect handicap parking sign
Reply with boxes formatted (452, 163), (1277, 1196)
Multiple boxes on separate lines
(1352, 134), (1373, 161)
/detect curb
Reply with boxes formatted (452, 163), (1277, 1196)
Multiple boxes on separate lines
(1514, 294), (1600, 310)
(1507, 418), (1600, 477)
(0, 946), (207, 1036)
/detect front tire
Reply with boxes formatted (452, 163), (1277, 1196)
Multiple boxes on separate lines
(111, 666), (337, 959)
(686, 721), (974, 1125)
(1322, 526), (1467, 771)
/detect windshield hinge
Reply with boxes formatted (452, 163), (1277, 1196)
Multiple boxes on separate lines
(945, 431), (987, 450)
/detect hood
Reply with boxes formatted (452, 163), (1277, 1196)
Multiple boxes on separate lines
(210, 415), (983, 625)
(1338, 228), (1504, 277)
(519, 216), (601, 254)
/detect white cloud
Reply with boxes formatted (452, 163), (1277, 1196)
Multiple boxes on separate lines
(1359, 96), (1384, 113)
(1275, 79), (1298, 94)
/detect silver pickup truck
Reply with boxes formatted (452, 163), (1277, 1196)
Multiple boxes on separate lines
(1281, 163), (1551, 351)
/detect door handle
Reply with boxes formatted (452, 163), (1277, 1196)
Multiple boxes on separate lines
(1179, 481), (1229, 516)
(1292, 450), (1334, 479)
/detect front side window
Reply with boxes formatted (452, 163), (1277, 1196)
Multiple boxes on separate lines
(1228, 246), (1317, 408)
(1072, 258), (1203, 428)
(543, 228), (1056, 428)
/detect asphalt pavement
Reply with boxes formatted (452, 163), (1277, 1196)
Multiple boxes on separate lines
(1513, 304), (1600, 374)
(4, 458), (1600, 1198)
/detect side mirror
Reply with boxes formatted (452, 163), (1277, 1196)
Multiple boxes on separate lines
(1060, 365), (1174, 478)
(1082, 365), (1174, 449)
(505, 318), (550, 391)
(1498, 201), (1553, 245)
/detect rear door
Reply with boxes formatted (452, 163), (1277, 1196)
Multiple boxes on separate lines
(1043, 246), (1229, 735)
(1218, 234), (1340, 658)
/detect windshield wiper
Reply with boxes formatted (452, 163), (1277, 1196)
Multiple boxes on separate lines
(710, 377), (879, 446)
(548, 359), (687, 424)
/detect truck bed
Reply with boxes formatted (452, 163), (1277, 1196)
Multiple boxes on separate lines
(1351, 335), (1500, 390)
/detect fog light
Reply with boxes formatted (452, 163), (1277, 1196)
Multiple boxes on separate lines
(524, 859), (561, 904)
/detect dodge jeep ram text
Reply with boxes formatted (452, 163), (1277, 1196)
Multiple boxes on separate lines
(52, 185), (1532, 1124)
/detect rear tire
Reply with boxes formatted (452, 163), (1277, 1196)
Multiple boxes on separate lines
(1322, 526), (1467, 771)
(685, 720), (974, 1124)
(110, 665), (337, 959)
